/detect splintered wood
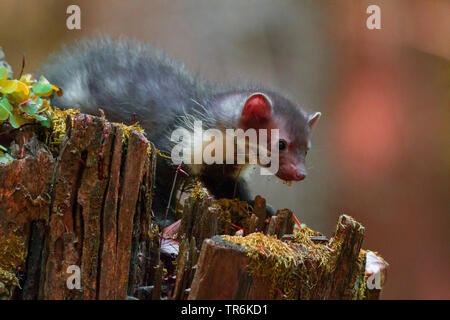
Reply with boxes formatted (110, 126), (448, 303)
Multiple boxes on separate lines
(0, 113), (156, 300)
(188, 214), (387, 300)
(173, 190), (387, 300)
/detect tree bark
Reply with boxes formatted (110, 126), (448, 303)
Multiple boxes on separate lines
(0, 113), (155, 300)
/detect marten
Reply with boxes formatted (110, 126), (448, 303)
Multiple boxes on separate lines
(37, 37), (321, 227)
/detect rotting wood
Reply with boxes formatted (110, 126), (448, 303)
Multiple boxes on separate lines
(151, 262), (163, 300)
(274, 209), (294, 239)
(188, 236), (277, 300)
(188, 215), (387, 300)
(253, 195), (267, 232)
(0, 113), (154, 300)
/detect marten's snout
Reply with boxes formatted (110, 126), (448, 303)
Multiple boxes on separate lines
(294, 171), (306, 181)
(290, 165), (306, 181)
(277, 162), (306, 181)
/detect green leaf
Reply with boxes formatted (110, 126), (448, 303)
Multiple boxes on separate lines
(32, 82), (53, 95)
(0, 96), (13, 121)
(32, 113), (48, 122)
(8, 114), (21, 128)
(34, 97), (43, 111)
(0, 66), (7, 81)
(40, 118), (51, 128)
(32, 76), (53, 96)
(20, 99), (42, 116)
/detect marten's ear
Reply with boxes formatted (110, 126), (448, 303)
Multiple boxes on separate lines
(308, 112), (321, 128)
(241, 93), (272, 125)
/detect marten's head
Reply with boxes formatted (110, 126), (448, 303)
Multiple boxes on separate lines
(238, 92), (321, 183)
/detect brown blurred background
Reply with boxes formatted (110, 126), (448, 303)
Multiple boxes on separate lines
(1, 0), (449, 299)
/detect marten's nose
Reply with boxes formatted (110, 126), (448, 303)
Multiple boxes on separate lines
(295, 171), (306, 181)
(277, 163), (307, 181)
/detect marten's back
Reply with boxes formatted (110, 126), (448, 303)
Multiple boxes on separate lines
(37, 37), (211, 146)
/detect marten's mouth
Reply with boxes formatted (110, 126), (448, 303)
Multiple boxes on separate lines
(281, 179), (293, 186)
(257, 162), (295, 185)
(275, 176), (293, 186)
(275, 168), (306, 182)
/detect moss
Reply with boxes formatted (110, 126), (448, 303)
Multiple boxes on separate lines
(0, 232), (26, 299)
(223, 232), (299, 299)
(0, 232), (26, 271)
(222, 224), (340, 300)
(214, 198), (252, 232)
(353, 249), (368, 300)
(292, 228), (336, 299)
(113, 122), (145, 144)
(47, 107), (80, 153)
(0, 267), (20, 299)
(47, 108), (155, 156)
(190, 181), (208, 201)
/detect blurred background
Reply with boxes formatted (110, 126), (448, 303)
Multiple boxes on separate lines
(0, 0), (448, 299)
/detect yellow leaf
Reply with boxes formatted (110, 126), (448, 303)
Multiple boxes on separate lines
(15, 80), (30, 96)
(51, 84), (60, 92)
(0, 79), (18, 94)
(7, 81), (30, 103)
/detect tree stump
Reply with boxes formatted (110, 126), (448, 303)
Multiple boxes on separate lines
(0, 113), (155, 300)
(188, 215), (388, 300)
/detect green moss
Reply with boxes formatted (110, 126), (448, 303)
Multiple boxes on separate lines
(0, 232), (25, 271)
(223, 232), (299, 299)
(0, 232), (26, 299)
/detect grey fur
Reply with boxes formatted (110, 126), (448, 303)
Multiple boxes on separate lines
(38, 37), (214, 154)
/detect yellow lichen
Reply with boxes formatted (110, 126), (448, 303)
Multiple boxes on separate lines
(190, 181), (208, 201)
(47, 110), (157, 157)
(353, 249), (368, 300)
(113, 121), (146, 144)
(154, 148), (171, 159)
(47, 107), (80, 152)
(0, 232), (26, 271)
(213, 198), (252, 233)
(222, 225), (340, 299)
(0, 232), (26, 299)
(0, 267), (20, 300)
(223, 232), (299, 299)
(113, 122), (169, 158)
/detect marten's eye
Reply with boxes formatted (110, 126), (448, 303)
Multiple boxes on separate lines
(279, 140), (287, 151)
